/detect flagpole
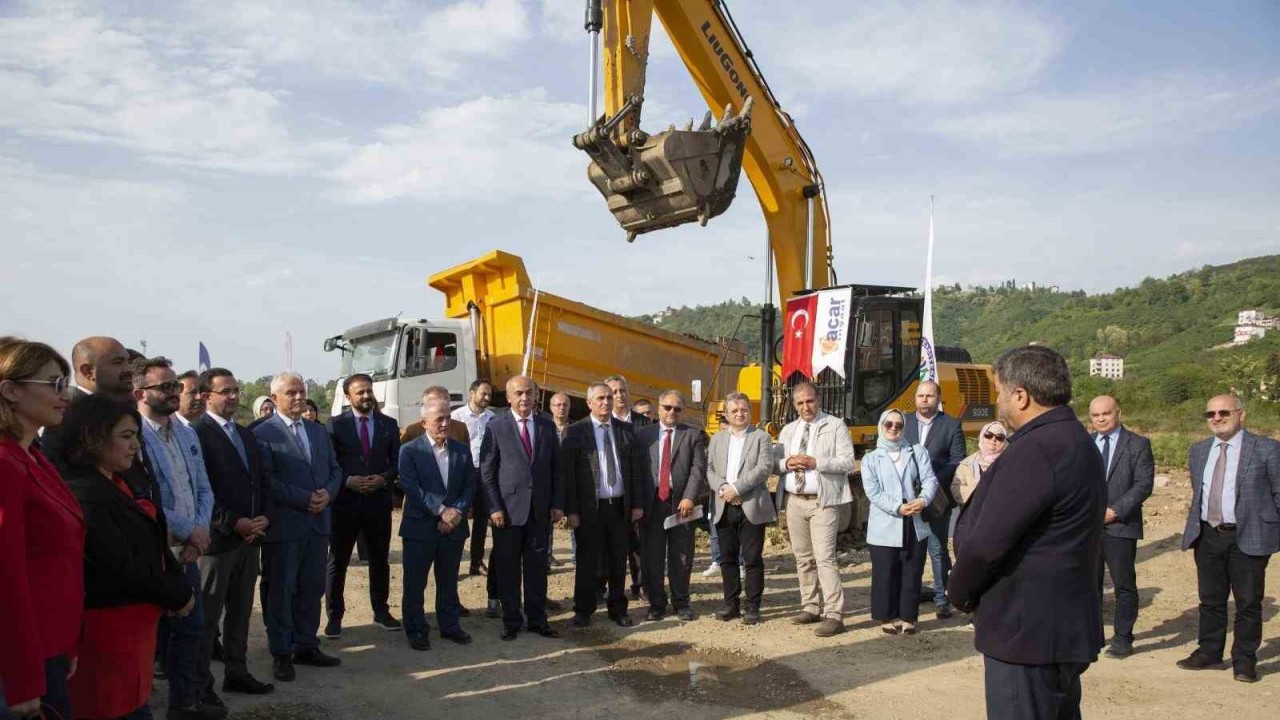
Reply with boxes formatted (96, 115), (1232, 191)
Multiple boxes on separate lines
(920, 196), (939, 383)
(521, 281), (541, 377)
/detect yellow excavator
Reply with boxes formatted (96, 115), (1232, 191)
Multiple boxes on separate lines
(574, 0), (997, 449)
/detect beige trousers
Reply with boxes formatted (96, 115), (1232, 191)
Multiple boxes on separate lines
(786, 495), (850, 620)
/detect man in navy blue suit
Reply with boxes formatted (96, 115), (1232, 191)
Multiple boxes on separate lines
(253, 373), (343, 682)
(480, 375), (565, 641)
(324, 373), (401, 639)
(399, 398), (476, 651)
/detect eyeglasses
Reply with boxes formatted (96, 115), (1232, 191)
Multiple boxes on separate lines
(982, 432), (1007, 442)
(661, 405), (683, 412)
(140, 381), (183, 394)
(882, 421), (903, 430)
(1203, 409), (1241, 419)
(208, 387), (241, 396)
(14, 376), (70, 394)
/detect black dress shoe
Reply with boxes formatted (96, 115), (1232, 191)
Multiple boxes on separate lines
(407, 632), (430, 652)
(613, 615), (634, 628)
(293, 647), (342, 667)
(715, 606), (742, 622)
(201, 689), (226, 708)
(936, 606), (953, 620)
(374, 613), (403, 631)
(272, 655), (295, 682)
(528, 624), (560, 638)
(1176, 652), (1225, 671)
(677, 608), (695, 621)
(321, 618), (342, 639)
(743, 607), (761, 625)
(1234, 664), (1260, 683)
(1106, 638), (1133, 659)
(570, 614), (591, 628)
(440, 628), (473, 645)
(501, 626), (520, 641)
(646, 608), (665, 621)
(223, 674), (275, 695)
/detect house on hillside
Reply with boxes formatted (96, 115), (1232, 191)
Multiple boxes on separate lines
(1089, 354), (1125, 380)
(1234, 308), (1275, 345)
(651, 306), (678, 325)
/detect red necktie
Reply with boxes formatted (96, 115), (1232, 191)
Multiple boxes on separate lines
(358, 416), (371, 460)
(659, 428), (673, 502)
(519, 418), (533, 459)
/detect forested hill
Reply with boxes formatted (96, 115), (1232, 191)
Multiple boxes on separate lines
(634, 255), (1280, 431)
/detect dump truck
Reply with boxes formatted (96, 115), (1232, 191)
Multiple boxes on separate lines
(324, 250), (747, 428)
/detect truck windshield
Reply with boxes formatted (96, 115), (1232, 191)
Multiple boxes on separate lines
(341, 332), (397, 379)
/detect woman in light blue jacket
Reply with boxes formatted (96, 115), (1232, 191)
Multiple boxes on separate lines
(861, 408), (939, 635)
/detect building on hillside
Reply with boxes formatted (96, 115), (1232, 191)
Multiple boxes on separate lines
(1049, 285), (1061, 293)
(651, 306), (678, 325)
(1089, 354), (1125, 380)
(1234, 308), (1276, 345)
(1022, 281), (1037, 292)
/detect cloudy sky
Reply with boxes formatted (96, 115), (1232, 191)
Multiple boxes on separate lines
(2, 0), (1277, 380)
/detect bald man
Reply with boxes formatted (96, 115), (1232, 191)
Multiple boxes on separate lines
(42, 336), (138, 471)
(1088, 395), (1154, 659)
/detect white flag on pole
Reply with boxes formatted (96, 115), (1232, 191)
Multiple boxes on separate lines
(919, 197), (939, 383)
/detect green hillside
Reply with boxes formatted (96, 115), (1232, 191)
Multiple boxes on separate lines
(637, 255), (1280, 450)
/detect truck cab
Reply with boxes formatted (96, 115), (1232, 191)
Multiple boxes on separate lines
(324, 317), (477, 427)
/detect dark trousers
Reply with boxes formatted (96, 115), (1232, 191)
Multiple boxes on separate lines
(716, 504), (766, 610)
(401, 525), (467, 636)
(595, 524), (643, 596)
(494, 520), (551, 629)
(640, 503), (694, 611)
(469, 481), (489, 570)
(485, 546), (499, 600)
(0, 655), (72, 720)
(574, 499), (631, 619)
(983, 655), (1087, 720)
(1097, 535), (1138, 640)
(326, 501), (393, 621)
(262, 534), (327, 656)
(161, 561), (205, 708)
(199, 542), (261, 691)
(870, 520), (928, 624)
(1193, 522), (1270, 665)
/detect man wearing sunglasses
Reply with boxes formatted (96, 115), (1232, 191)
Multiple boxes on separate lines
(1088, 395), (1154, 660)
(1178, 394), (1280, 683)
(949, 345), (1105, 720)
(133, 357), (222, 720)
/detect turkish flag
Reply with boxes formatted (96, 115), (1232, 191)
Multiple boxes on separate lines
(781, 294), (818, 380)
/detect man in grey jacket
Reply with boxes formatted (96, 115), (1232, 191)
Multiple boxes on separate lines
(775, 382), (855, 637)
(707, 393), (776, 625)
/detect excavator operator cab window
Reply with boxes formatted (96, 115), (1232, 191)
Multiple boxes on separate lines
(850, 301), (922, 426)
(402, 328), (458, 377)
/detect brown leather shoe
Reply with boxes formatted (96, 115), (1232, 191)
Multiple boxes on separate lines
(791, 611), (821, 625)
(814, 618), (845, 637)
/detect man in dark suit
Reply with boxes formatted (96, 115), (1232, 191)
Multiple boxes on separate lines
(606, 375), (650, 598)
(1088, 395), (1154, 660)
(323, 373), (401, 638)
(564, 383), (645, 628)
(42, 336), (136, 471)
(1177, 394), (1280, 683)
(949, 345), (1105, 720)
(480, 375), (565, 640)
(253, 372), (344, 682)
(192, 368), (274, 702)
(903, 379), (967, 619)
(637, 390), (707, 622)
(399, 398), (476, 651)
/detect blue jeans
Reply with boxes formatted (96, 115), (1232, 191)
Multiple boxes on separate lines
(707, 519), (722, 564)
(923, 509), (953, 608)
(163, 562), (205, 708)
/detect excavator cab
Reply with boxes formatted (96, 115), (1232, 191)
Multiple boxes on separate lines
(573, 98), (753, 242)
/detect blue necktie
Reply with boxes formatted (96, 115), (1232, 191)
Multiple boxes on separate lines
(1100, 434), (1111, 478)
(225, 421), (248, 470)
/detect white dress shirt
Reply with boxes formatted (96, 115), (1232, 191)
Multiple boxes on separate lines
(1201, 430), (1244, 525)
(593, 418), (624, 499)
(512, 409), (536, 450)
(916, 413), (933, 447)
(451, 404), (494, 466)
(724, 428), (747, 490)
(432, 439), (451, 516)
(784, 420), (819, 494)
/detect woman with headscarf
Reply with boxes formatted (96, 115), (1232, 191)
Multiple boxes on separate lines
(951, 421), (1008, 508)
(247, 396), (275, 430)
(861, 408), (939, 635)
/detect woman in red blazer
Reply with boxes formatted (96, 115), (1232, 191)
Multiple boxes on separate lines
(0, 338), (84, 720)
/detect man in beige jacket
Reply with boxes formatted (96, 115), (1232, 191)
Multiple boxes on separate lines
(774, 382), (855, 637)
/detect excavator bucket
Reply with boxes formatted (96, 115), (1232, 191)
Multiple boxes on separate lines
(573, 98), (753, 241)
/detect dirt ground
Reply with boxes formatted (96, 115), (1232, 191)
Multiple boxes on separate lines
(163, 469), (1280, 719)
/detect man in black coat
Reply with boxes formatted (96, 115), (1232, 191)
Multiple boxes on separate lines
(563, 383), (646, 628)
(192, 368), (274, 701)
(1088, 395), (1154, 659)
(324, 373), (401, 638)
(480, 375), (565, 640)
(949, 345), (1106, 720)
(903, 379), (967, 619)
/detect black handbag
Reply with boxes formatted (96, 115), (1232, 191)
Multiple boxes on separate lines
(909, 451), (951, 522)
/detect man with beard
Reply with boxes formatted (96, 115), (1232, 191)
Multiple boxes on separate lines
(452, 380), (495, 578)
(40, 336), (135, 469)
(176, 370), (205, 427)
(324, 374), (402, 638)
(134, 357), (222, 720)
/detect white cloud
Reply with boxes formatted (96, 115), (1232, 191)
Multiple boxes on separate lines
(759, 1), (1063, 106)
(929, 75), (1280, 156)
(329, 90), (587, 204)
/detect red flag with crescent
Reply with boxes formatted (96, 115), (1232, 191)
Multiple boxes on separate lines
(782, 294), (818, 379)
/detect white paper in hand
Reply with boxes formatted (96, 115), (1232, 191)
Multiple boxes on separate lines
(663, 504), (704, 530)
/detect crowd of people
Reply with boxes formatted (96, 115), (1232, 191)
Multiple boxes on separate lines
(3, 335), (1279, 720)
